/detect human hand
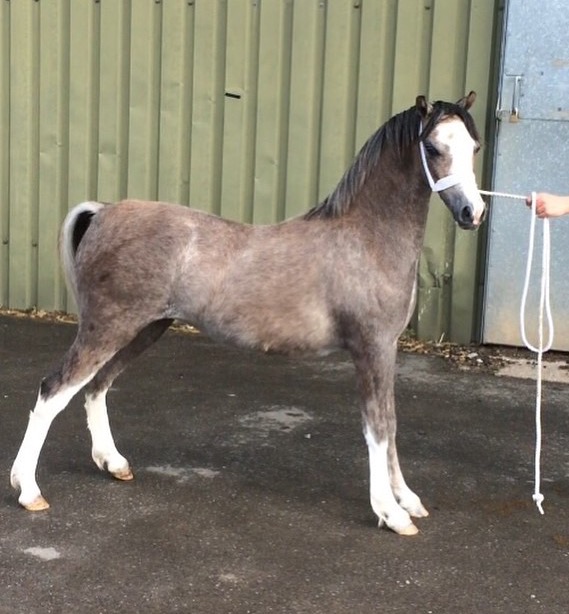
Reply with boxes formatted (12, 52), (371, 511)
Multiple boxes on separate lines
(526, 192), (569, 218)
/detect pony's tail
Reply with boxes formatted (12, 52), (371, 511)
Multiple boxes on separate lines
(60, 201), (105, 303)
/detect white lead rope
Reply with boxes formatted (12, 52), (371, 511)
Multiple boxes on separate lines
(480, 189), (553, 515)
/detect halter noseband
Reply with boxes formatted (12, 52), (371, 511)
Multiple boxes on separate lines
(419, 123), (462, 192)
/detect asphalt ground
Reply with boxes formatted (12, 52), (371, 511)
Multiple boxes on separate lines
(1, 315), (568, 613)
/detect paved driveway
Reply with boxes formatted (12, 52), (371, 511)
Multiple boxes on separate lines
(1, 315), (568, 613)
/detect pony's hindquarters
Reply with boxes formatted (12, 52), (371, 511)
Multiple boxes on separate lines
(11, 201), (177, 510)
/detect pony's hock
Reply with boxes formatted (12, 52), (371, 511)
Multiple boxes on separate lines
(10, 94), (486, 536)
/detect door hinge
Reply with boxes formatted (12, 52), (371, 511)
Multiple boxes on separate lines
(496, 74), (523, 123)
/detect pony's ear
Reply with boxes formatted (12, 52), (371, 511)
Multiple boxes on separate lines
(416, 95), (433, 117)
(457, 91), (476, 110)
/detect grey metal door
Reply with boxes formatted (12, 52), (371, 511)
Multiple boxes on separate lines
(482, 0), (569, 350)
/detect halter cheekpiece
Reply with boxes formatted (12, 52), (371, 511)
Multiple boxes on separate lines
(419, 122), (463, 192)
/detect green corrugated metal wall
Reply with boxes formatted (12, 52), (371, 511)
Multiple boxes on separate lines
(0, 0), (500, 342)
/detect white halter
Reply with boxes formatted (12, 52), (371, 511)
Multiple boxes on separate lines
(418, 123), (463, 192)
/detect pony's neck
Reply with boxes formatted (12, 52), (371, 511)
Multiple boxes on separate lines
(354, 146), (432, 249)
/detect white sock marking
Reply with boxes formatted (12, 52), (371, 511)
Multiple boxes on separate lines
(85, 391), (129, 474)
(11, 378), (92, 506)
(364, 424), (414, 532)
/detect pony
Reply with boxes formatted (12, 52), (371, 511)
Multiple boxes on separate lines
(11, 92), (485, 535)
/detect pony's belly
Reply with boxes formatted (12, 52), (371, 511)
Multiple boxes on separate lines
(194, 307), (339, 355)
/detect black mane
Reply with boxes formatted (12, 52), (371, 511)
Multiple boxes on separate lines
(304, 100), (480, 220)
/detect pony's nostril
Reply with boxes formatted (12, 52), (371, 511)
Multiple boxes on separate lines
(460, 205), (473, 223)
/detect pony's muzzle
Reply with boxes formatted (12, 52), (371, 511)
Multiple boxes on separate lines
(457, 202), (485, 229)
(442, 184), (486, 229)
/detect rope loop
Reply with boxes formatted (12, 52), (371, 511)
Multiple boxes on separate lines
(480, 189), (552, 515)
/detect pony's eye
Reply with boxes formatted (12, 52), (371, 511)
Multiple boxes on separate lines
(424, 141), (440, 157)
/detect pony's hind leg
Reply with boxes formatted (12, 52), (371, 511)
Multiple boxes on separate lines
(10, 342), (106, 511)
(84, 392), (133, 481)
(83, 319), (173, 482)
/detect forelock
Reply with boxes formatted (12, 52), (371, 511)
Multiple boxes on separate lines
(421, 101), (480, 143)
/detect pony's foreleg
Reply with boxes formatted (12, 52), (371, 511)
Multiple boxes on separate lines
(387, 432), (429, 519)
(85, 391), (133, 481)
(364, 424), (418, 536)
(354, 342), (419, 536)
(10, 377), (93, 511)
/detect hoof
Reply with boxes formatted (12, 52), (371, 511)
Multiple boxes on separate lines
(398, 492), (430, 518)
(21, 496), (50, 512)
(111, 467), (134, 481)
(411, 505), (429, 519)
(397, 522), (419, 536)
(377, 518), (419, 536)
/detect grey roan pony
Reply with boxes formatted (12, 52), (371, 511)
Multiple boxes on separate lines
(11, 93), (485, 535)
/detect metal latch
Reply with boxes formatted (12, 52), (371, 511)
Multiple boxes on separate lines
(496, 74), (523, 123)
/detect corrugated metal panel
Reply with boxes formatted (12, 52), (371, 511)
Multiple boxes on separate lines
(0, 0), (500, 343)
(0, 0), (10, 305)
(416, 0), (500, 342)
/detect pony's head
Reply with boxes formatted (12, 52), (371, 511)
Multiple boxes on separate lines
(416, 92), (486, 230)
